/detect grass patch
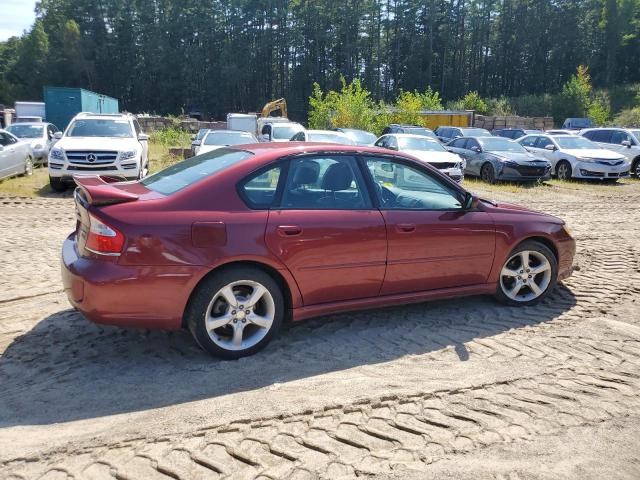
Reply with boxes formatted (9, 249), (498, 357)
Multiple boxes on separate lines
(0, 167), (51, 197)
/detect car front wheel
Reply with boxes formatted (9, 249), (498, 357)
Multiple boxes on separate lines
(495, 241), (558, 306)
(22, 155), (34, 176)
(556, 160), (572, 180)
(186, 266), (285, 359)
(481, 163), (496, 184)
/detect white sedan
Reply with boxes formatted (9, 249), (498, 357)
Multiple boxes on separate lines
(290, 130), (355, 145)
(196, 130), (258, 155)
(518, 134), (630, 181)
(0, 130), (33, 181)
(374, 133), (465, 182)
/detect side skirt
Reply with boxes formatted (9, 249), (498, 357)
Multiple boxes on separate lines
(292, 283), (497, 322)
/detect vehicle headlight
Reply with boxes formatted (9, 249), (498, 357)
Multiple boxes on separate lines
(562, 224), (573, 237)
(119, 150), (137, 160)
(50, 148), (64, 160)
(576, 156), (594, 162)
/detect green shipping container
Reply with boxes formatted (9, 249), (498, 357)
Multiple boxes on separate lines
(43, 87), (119, 130)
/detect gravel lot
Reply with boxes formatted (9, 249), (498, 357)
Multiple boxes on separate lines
(1, 180), (639, 479)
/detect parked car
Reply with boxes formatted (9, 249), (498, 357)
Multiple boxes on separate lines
(191, 128), (209, 156)
(580, 128), (640, 176)
(382, 124), (438, 139)
(493, 128), (543, 140)
(5, 122), (60, 165)
(562, 118), (593, 131)
(13, 116), (44, 124)
(48, 112), (149, 192)
(435, 126), (491, 143)
(374, 133), (465, 182)
(195, 130), (258, 155)
(0, 129), (33, 180)
(335, 128), (377, 146)
(63, 143), (575, 359)
(290, 130), (355, 145)
(545, 129), (575, 136)
(259, 122), (304, 142)
(518, 133), (629, 181)
(447, 136), (551, 183)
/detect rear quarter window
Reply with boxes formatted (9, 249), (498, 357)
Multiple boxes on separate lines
(141, 148), (253, 195)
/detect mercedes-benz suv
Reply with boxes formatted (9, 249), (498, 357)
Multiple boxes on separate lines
(48, 113), (149, 192)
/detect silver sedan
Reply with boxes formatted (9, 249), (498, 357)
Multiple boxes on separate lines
(0, 130), (33, 181)
(5, 122), (60, 165)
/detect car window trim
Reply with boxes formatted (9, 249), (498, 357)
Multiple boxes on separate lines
(236, 159), (288, 210)
(356, 153), (468, 212)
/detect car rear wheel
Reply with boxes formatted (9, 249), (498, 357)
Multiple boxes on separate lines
(49, 176), (67, 192)
(480, 163), (496, 184)
(495, 241), (558, 306)
(556, 160), (572, 180)
(186, 266), (284, 359)
(632, 157), (640, 177)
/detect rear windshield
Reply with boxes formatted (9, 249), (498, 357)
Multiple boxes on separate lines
(140, 148), (253, 195)
(272, 124), (304, 139)
(204, 131), (255, 145)
(6, 124), (44, 138)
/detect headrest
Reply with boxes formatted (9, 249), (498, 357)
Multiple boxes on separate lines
(321, 162), (353, 191)
(292, 160), (320, 186)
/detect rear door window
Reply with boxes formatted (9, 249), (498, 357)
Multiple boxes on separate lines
(240, 166), (281, 209)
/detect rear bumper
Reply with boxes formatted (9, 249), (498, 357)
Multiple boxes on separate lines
(61, 234), (206, 330)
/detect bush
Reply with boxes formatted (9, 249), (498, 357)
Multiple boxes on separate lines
(613, 107), (640, 127)
(447, 91), (489, 114)
(509, 94), (554, 117)
(587, 92), (611, 126)
(149, 127), (191, 147)
(308, 77), (377, 131)
(487, 96), (515, 116)
(553, 65), (592, 123)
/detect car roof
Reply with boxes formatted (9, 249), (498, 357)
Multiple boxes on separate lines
(307, 130), (347, 135)
(206, 129), (254, 135)
(6, 122), (49, 126)
(384, 133), (439, 140)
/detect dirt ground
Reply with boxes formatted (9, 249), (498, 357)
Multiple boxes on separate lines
(1, 179), (640, 479)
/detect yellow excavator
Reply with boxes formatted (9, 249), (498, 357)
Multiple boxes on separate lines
(261, 98), (288, 118)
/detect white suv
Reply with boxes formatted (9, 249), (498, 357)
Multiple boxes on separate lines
(580, 128), (640, 176)
(48, 113), (149, 192)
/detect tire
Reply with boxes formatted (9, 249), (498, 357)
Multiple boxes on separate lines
(632, 157), (640, 177)
(186, 266), (285, 359)
(495, 240), (558, 307)
(49, 176), (67, 192)
(480, 163), (496, 184)
(556, 160), (572, 180)
(22, 156), (33, 177)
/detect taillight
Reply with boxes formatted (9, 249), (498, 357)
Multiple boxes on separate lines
(85, 214), (125, 255)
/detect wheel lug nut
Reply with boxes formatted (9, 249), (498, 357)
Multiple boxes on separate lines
(242, 319), (246, 323)
(233, 319), (237, 323)
(231, 310), (236, 315)
(245, 310), (250, 314)
(239, 305), (244, 309)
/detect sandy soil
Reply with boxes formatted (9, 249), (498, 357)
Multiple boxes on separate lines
(1, 180), (639, 479)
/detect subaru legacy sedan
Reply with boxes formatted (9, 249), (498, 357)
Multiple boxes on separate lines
(62, 144), (575, 359)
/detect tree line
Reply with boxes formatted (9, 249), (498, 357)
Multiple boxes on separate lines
(0, 0), (639, 122)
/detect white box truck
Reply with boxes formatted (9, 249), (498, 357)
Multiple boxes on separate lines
(14, 101), (46, 123)
(227, 113), (258, 134)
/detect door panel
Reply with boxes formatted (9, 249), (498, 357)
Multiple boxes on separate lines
(265, 209), (387, 305)
(381, 210), (495, 295)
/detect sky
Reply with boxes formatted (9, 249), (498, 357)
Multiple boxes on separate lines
(0, 0), (37, 41)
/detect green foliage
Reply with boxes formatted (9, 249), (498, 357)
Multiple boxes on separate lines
(487, 97), (515, 116)
(308, 77), (376, 131)
(587, 92), (611, 125)
(613, 107), (640, 127)
(508, 94), (554, 117)
(416, 87), (444, 111)
(553, 65), (592, 122)
(447, 91), (489, 114)
(149, 127), (191, 147)
(393, 90), (424, 125)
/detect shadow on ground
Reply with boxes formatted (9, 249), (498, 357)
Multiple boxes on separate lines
(0, 285), (577, 427)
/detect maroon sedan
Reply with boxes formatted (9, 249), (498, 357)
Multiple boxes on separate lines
(62, 143), (575, 358)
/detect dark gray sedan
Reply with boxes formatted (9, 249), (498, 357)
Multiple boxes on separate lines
(447, 136), (551, 183)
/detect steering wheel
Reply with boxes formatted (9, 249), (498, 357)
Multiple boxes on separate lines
(375, 183), (395, 207)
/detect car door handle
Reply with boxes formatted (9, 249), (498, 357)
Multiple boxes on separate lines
(396, 223), (416, 233)
(277, 225), (303, 237)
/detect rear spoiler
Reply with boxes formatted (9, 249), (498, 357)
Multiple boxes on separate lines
(73, 175), (139, 206)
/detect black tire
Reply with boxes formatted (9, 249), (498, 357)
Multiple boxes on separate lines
(495, 240), (558, 307)
(22, 156), (34, 177)
(49, 176), (67, 192)
(480, 163), (496, 184)
(556, 160), (572, 180)
(185, 266), (285, 359)
(632, 157), (640, 177)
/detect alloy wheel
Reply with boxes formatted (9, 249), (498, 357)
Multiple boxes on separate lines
(481, 164), (495, 183)
(24, 156), (33, 176)
(500, 250), (552, 302)
(205, 280), (275, 351)
(557, 162), (571, 180)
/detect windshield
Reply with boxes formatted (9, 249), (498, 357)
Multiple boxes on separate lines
(6, 124), (44, 138)
(479, 137), (527, 152)
(272, 124), (304, 140)
(555, 136), (598, 149)
(141, 148), (253, 195)
(67, 119), (133, 138)
(204, 132), (255, 145)
(308, 133), (354, 145)
(398, 137), (446, 152)
(462, 128), (491, 136)
(568, 119), (592, 128)
(342, 130), (376, 145)
(630, 130), (640, 140)
(196, 129), (209, 140)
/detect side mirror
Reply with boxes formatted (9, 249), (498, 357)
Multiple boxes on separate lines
(53, 132), (63, 140)
(193, 140), (201, 146)
(260, 134), (271, 142)
(191, 134), (196, 141)
(621, 140), (632, 148)
(389, 144), (398, 151)
(138, 133), (149, 141)
(544, 144), (556, 151)
(463, 192), (478, 210)
(471, 146), (481, 153)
